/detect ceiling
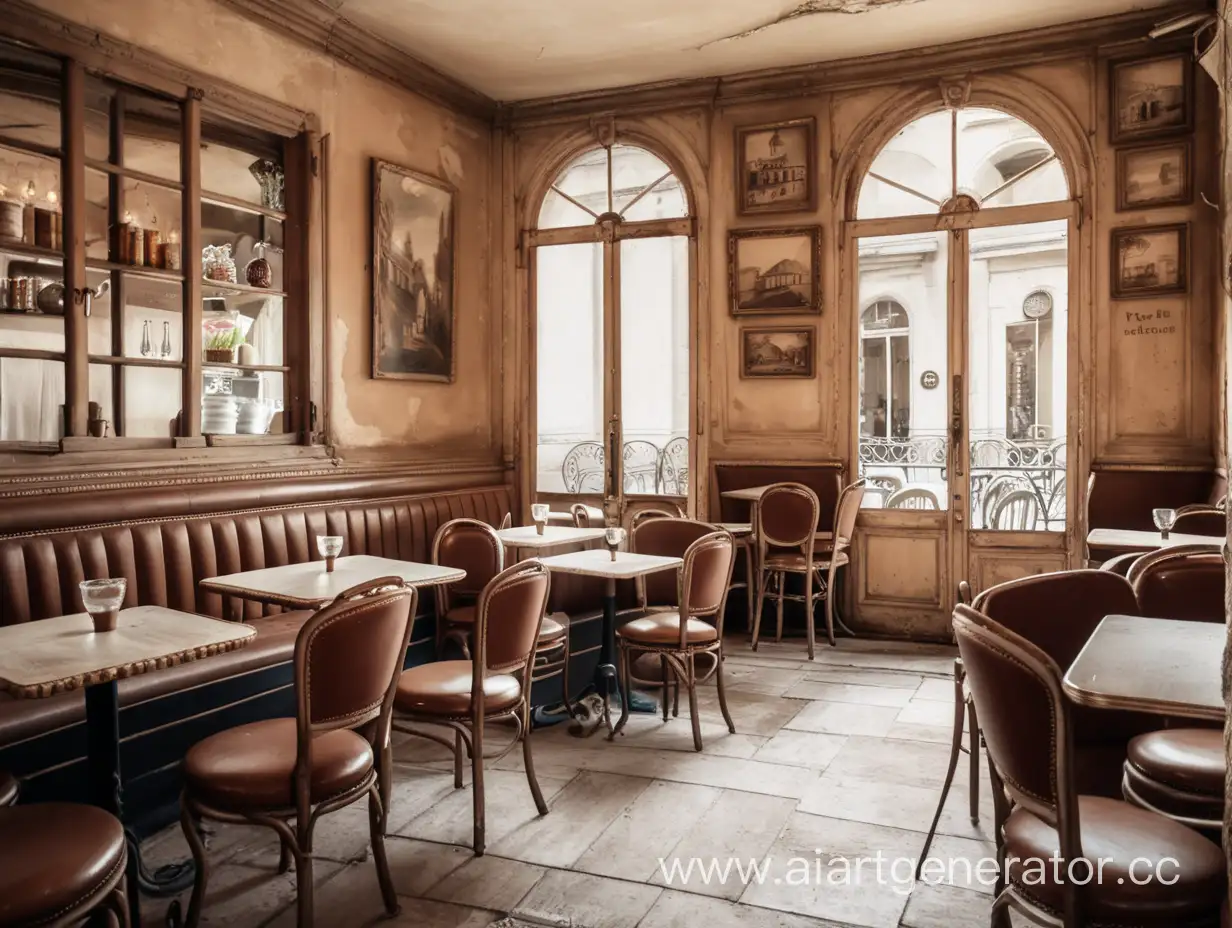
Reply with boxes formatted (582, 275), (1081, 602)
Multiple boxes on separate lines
(335, 0), (1178, 102)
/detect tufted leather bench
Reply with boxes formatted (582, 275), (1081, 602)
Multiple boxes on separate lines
(0, 480), (515, 815)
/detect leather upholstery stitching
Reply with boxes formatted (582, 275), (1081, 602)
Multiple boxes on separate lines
(26, 837), (125, 925)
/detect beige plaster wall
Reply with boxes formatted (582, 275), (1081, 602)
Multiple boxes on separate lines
(32, 0), (499, 459)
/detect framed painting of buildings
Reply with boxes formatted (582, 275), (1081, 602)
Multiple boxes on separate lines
(1111, 222), (1188, 299)
(740, 326), (816, 378)
(1116, 140), (1192, 211)
(735, 117), (816, 215)
(1110, 54), (1193, 144)
(728, 226), (822, 316)
(371, 159), (456, 382)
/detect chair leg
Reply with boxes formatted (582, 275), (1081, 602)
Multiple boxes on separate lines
(180, 799), (209, 928)
(104, 884), (131, 928)
(278, 837), (293, 874)
(295, 848), (314, 928)
(742, 541), (755, 633)
(967, 696), (980, 826)
(914, 665), (966, 881)
(686, 654), (703, 752)
(561, 630), (571, 714)
(471, 718), (486, 855)
(714, 647), (736, 735)
(774, 571), (785, 643)
(990, 889), (1013, 928)
(803, 569), (815, 660)
(368, 785), (400, 917)
(672, 676), (680, 718)
(823, 565), (837, 647)
(660, 654), (671, 723)
(750, 569), (767, 651)
(521, 702), (549, 816)
(453, 728), (464, 789)
(379, 738), (393, 835)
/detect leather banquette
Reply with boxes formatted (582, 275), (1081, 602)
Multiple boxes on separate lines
(0, 477), (517, 817)
(1086, 466), (1225, 562)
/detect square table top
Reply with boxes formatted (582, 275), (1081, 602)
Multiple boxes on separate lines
(0, 606), (256, 699)
(496, 525), (608, 549)
(1062, 615), (1223, 722)
(1085, 528), (1222, 553)
(720, 485), (774, 502)
(200, 555), (465, 609)
(538, 548), (683, 580)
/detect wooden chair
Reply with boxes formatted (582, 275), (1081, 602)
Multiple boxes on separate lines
(180, 578), (416, 927)
(570, 502), (604, 527)
(954, 604), (1224, 928)
(612, 530), (736, 751)
(990, 488), (1042, 530)
(433, 518), (504, 658)
(1173, 504), (1225, 537)
(1098, 551), (1142, 576)
(393, 560), (552, 855)
(629, 506), (683, 532)
(0, 803), (131, 928)
(1127, 544), (1224, 622)
(885, 486), (939, 510)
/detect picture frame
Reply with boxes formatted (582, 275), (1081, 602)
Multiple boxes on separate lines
(735, 117), (816, 216)
(1111, 222), (1189, 300)
(740, 326), (816, 379)
(1110, 54), (1193, 144)
(371, 159), (456, 382)
(1116, 140), (1192, 211)
(728, 226), (822, 316)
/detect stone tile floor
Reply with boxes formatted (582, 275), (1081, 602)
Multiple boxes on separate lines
(141, 637), (1014, 928)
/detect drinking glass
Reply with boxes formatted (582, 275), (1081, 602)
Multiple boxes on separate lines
(531, 503), (550, 535)
(604, 526), (626, 561)
(1152, 508), (1177, 540)
(316, 534), (344, 572)
(80, 578), (126, 633)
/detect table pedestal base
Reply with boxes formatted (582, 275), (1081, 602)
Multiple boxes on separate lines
(567, 592), (658, 737)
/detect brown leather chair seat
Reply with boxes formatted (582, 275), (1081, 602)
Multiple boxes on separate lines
(0, 803), (126, 926)
(183, 717), (372, 811)
(618, 611), (718, 645)
(1125, 729), (1224, 826)
(395, 661), (521, 716)
(1005, 796), (1225, 924)
(0, 770), (17, 807)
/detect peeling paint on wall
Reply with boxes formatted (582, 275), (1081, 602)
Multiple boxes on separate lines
(699, 0), (927, 48)
(439, 143), (465, 184)
(330, 317), (389, 447)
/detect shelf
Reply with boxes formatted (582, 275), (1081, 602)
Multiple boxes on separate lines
(202, 278), (286, 298)
(85, 159), (184, 193)
(0, 347), (65, 362)
(203, 362), (290, 374)
(85, 258), (185, 282)
(0, 240), (64, 262)
(88, 354), (184, 369)
(201, 190), (286, 222)
(0, 135), (60, 161)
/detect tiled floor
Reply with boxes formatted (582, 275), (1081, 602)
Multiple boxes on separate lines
(140, 637), (1007, 928)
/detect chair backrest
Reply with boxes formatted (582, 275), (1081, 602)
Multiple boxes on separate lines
(630, 507), (682, 532)
(433, 518), (504, 615)
(990, 488), (1042, 531)
(1098, 551), (1142, 576)
(980, 474), (1028, 527)
(758, 483), (820, 549)
(1173, 505), (1225, 538)
(972, 569), (1139, 671)
(571, 503), (603, 528)
(832, 479), (866, 548)
(1128, 545), (1225, 622)
(562, 442), (605, 494)
(953, 605), (1076, 838)
(623, 441), (660, 494)
(659, 437), (689, 496)
(476, 560), (551, 677)
(296, 577), (416, 761)
(675, 531), (736, 645)
(957, 580), (973, 605)
(633, 517), (715, 607)
(886, 487), (939, 510)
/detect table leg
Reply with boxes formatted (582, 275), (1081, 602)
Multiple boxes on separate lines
(84, 681), (196, 928)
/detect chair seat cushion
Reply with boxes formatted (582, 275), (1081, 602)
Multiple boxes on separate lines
(183, 717), (373, 811)
(0, 770), (16, 807)
(762, 552), (848, 571)
(618, 612), (718, 645)
(1128, 729), (1225, 796)
(1004, 796), (1225, 924)
(395, 661), (521, 717)
(0, 803), (126, 925)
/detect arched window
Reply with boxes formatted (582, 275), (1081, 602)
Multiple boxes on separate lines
(860, 301), (910, 440)
(530, 143), (693, 502)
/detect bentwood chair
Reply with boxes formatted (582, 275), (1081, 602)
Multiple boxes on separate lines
(954, 605), (1225, 928)
(1127, 544), (1225, 622)
(180, 578), (416, 928)
(433, 518), (504, 657)
(613, 530), (736, 752)
(1098, 550), (1143, 576)
(1173, 504), (1225, 537)
(499, 512), (512, 530)
(0, 770), (16, 806)
(393, 560), (552, 855)
(885, 486), (940, 510)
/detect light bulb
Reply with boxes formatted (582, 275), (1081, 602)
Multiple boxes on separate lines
(123, 210), (134, 224)
(45, 190), (57, 205)
(23, 181), (35, 201)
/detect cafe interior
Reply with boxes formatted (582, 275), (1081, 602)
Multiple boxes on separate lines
(1, 0), (1231, 927)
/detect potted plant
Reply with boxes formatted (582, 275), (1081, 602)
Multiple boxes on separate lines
(204, 327), (243, 364)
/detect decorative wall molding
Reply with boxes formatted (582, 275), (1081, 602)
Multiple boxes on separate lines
(501, 1), (1209, 126)
(217, 0), (496, 120)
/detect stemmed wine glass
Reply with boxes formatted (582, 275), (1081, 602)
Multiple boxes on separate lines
(1152, 508), (1177, 540)
(531, 503), (549, 536)
(316, 535), (343, 572)
(604, 526), (626, 561)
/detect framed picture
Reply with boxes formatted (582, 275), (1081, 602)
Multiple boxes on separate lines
(1111, 223), (1189, 299)
(728, 226), (822, 316)
(741, 326), (815, 379)
(1116, 140), (1192, 211)
(1110, 54), (1193, 144)
(371, 159), (456, 382)
(735, 117), (816, 215)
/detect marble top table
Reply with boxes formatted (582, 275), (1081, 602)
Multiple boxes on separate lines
(0, 605), (256, 927)
(496, 525), (608, 552)
(1085, 528), (1223, 554)
(201, 554), (465, 610)
(1063, 615), (1223, 722)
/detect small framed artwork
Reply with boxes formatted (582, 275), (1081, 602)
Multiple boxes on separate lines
(371, 159), (456, 382)
(1111, 222), (1189, 299)
(1110, 54), (1193, 144)
(728, 226), (822, 316)
(741, 326), (815, 379)
(735, 117), (816, 215)
(1116, 140), (1192, 211)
